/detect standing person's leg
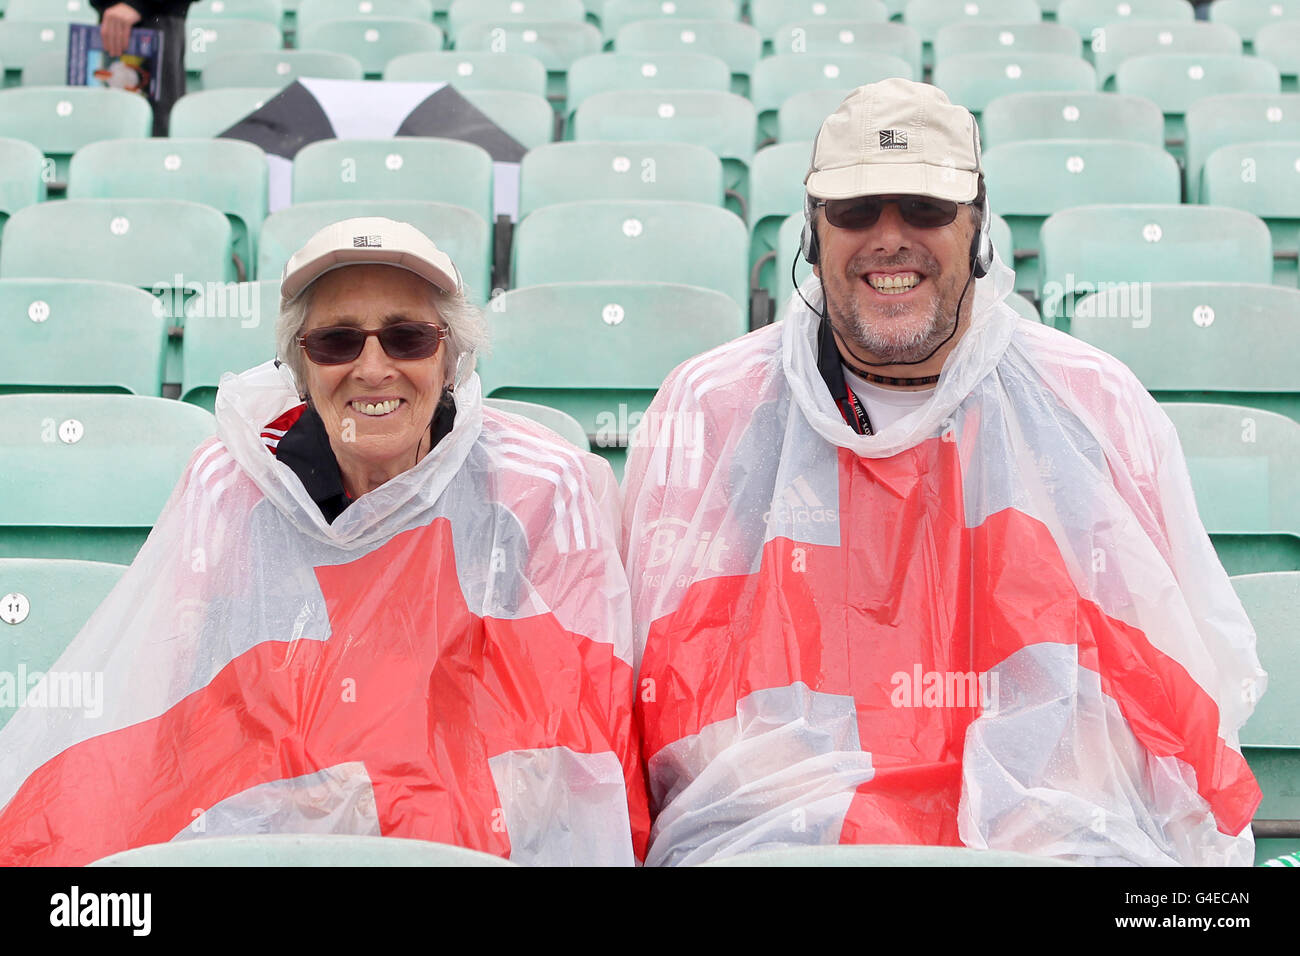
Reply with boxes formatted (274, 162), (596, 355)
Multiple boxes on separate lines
(137, 14), (187, 136)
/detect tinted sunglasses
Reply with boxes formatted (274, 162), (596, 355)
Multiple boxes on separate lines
(298, 322), (448, 365)
(816, 196), (960, 230)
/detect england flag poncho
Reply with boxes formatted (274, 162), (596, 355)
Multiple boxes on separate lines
(622, 251), (1266, 867)
(0, 362), (649, 866)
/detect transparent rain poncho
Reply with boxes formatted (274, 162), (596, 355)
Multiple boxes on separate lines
(622, 250), (1265, 867)
(0, 361), (648, 865)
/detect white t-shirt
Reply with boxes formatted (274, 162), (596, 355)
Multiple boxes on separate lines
(842, 366), (934, 433)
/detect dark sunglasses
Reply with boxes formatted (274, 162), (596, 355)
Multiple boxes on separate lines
(298, 321), (448, 365)
(816, 196), (961, 230)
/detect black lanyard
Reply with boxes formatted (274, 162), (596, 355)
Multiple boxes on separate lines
(817, 317), (874, 436)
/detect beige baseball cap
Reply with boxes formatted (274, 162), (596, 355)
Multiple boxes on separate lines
(280, 216), (462, 301)
(805, 78), (982, 204)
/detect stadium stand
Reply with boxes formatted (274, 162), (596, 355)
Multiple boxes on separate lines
(20, 49), (70, 87)
(518, 141), (724, 215)
(930, 52), (1097, 118)
(0, 20), (70, 88)
(0, 279), (167, 397)
(297, 17), (446, 78)
(1163, 402), (1300, 574)
(0, 558), (127, 732)
(0, 88), (152, 190)
(1210, 0), (1300, 48)
(294, 0), (435, 36)
(184, 17), (284, 91)
(600, 0), (740, 36)
(4, 0), (97, 21)
(482, 397), (591, 450)
(168, 87), (283, 137)
(461, 89), (557, 148)
(776, 87), (853, 140)
(382, 51), (548, 94)
(447, 0), (587, 38)
(179, 279), (280, 409)
(933, 21), (1082, 61)
(1055, 0), (1194, 45)
(614, 18), (762, 94)
(67, 137), (270, 280)
(1070, 282), (1300, 420)
(89, 835), (517, 866)
(905, 0), (1043, 45)
(1201, 141), (1300, 285)
(566, 51), (732, 116)
(1232, 570), (1300, 866)
(190, 0), (286, 23)
(981, 90), (1166, 147)
(1253, 21), (1300, 90)
(751, 52), (913, 140)
(202, 50), (365, 87)
(749, 0), (891, 42)
(291, 137), (495, 226)
(0, 138), (46, 237)
(0, 394), (216, 564)
(769, 20), (922, 77)
(1090, 19), (1242, 90)
(455, 19), (603, 99)
(476, 281), (747, 472)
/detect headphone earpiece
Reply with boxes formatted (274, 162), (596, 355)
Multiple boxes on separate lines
(970, 192), (993, 279)
(800, 210), (820, 266)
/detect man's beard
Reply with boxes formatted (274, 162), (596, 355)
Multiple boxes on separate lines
(825, 278), (959, 366)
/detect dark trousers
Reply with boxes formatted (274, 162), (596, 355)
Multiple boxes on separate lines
(137, 13), (186, 135)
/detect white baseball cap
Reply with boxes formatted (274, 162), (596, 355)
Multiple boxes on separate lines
(280, 216), (462, 301)
(805, 78), (983, 204)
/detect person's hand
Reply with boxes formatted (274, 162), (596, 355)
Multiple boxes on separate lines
(100, 3), (141, 58)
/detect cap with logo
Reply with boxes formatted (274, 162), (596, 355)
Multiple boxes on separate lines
(280, 216), (463, 302)
(805, 78), (982, 204)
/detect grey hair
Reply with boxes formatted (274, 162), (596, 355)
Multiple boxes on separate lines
(274, 270), (490, 399)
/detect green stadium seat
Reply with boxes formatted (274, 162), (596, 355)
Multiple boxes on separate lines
(0, 198), (236, 298)
(981, 90), (1165, 147)
(203, 50), (364, 87)
(1040, 204), (1272, 322)
(566, 51), (730, 116)
(934, 21), (1082, 62)
(749, 0), (890, 41)
(5, 0), (96, 21)
(296, 0), (434, 36)
(0, 394), (216, 564)
(1231, 570), (1300, 866)
(770, 21), (922, 78)
(0, 138), (46, 235)
(776, 211), (810, 315)
(752, 53), (912, 141)
(601, 0), (738, 36)
(984, 139), (1181, 294)
(1090, 20), (1241, 90)
(169, 87), (283, 137)
(776, 87), (851, 142)
(931, 53), (1097, 118)
(455, 20), (602, 98)
(90, 835), (516, 866)
(1210, 0), (1300, 45)
(0, 279), (166, 397)
(462, 89), (556, 147)
(20, 49), (69, 87)
(0, 20), (70, 88)
(291, 137), (494, 227)
(258, 199), (491, 300)
(482, 397), (590, 450)
(1070, 282), (1300, 422)
(1163, 403), (1300, 574)
(0, 87), (152, 188)
(1201, 141), (1300, 286)
(1115, 53), (1280, 152)
(700, 845), (1076, 865)
(1006, 289), (1041, 320)
(572, 89), (755, 216)
(382, 51), (547, 94)
(1056, 0), (1193, 46)
(298, 17), (445, 78)
(903, 0), (1042, 44)
(519, 141), (723, 216)
(0, 558), (127, 732)
(191, 0), (285, 22)
(184, 18), (284, 90)
(180, 279), (280, 409)
(477, 280), (746, 472)
(512, 201), (749, 306)
(749, 141), (811, 300)
(1253, 22), (1300, 91)
(68, 138), (270, 282)
(613, 18), (761, 94)
(989, 211), (1013, 265)
(448, 0), (586, 38)
(1185, 92), (1300, 202)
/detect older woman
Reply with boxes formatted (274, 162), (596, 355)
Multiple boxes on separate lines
(0, 217), (648, 866)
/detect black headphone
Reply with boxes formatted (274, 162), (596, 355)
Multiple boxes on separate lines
(799, 186), (993, 279)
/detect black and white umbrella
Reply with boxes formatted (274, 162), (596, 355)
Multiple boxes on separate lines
(219, 78), (524, 220)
